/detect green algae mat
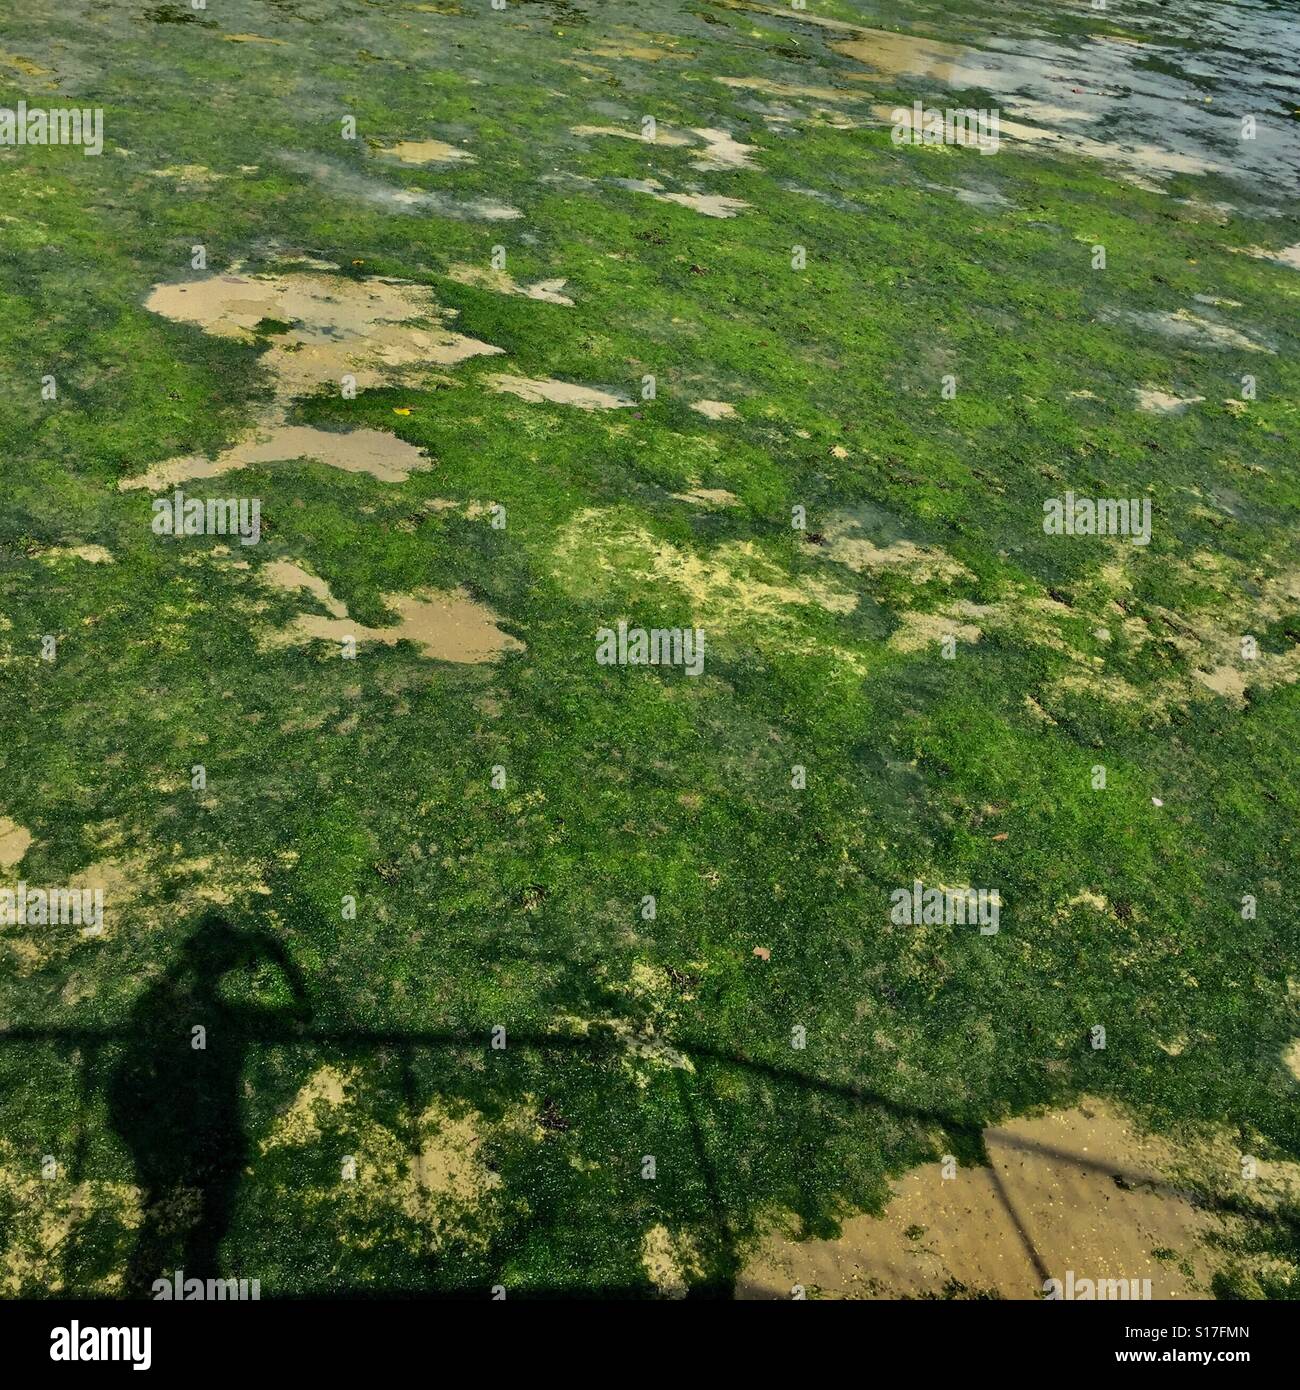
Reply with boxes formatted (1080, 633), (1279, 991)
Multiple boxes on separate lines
(0, 0), (1298, 1299)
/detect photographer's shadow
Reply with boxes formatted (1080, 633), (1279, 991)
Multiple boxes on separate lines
(107, 913), (310, 1297)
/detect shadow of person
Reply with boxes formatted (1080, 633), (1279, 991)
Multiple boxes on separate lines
(107, 913), (310, 1297)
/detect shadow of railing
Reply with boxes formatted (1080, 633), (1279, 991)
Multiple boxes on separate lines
(1, 1016), (989, 1298)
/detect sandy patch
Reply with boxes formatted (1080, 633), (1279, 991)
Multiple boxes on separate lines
(673, 488), (739, 508)
(887, 547), (1300, 713)
(1135, 388), (1205, 414)
(739, 1100), (1232, 1299)
(689, 128), (759, 172)
(263, 560), (347, 618)
(0, 49), (53, 78)
(446, 262), (573, 305)
(150, 164), (228, 188)
(890, 602), (990, 655)
(278, 151), (521, 221)
(222, 32), (285, 45)
(380, 138), (474, 164)
(1196, 664), (1250, 703)
(660, 192), (749, 218)
(611, 177), (749, 218)
(485, 374), (633, 410)
(688, 399), (736, 420)
(822, 513), (970, 586)
(144, 271), (501, 398)
(122, 421), (432, 489)
(261, 559), (524, 664)
(0, 817), (33, 870)
(642, 1225), (701, 1298)
(552, 507), (863, 670)
(261, 1066), (353, 1151)
(586, 41), (690, 62)
(3, 832), (265, 968)
(1006, 98), (1099, 125)
(550, 1011), (693, 1084)
(1105, 307), (1273, 353)
(404, 1101), (502, 1219)
(1051, 889), (1115, 923)
(0, 1139), (140, 1296)
(716, 75), (856, 103)
(261, 1079), (520, 1255)
(570, 123), (692, 147)
(125, 270), (499, 488)
(1237, 244), (1300, 271)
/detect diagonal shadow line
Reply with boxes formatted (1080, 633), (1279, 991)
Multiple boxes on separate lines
(1, 1022), (990, 1295)
(0, 1025), (984, 1142)
(984, 1155), (1052, 1286)
(14, 1024), (1290, 1295)
(986, 1130), (1300, 1227)
(672, 1061), (737, 1296)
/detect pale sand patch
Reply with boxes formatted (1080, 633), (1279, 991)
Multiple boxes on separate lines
(902, 549), (1300, 714)
(868, 99), (1225, 181)
(1105, 307), (1274, 353)
(1050, 889), (1114, 923)
(552, 507), (863, 671)
(121, 420), (432, 489)
(716, 75), (857, 103)
(642, 1224), (701, 1298)
(446, 262), (573, 305)
(263, 559), (347, 618)
(0, 1138), (140, 1296)
(570, 123), (692, 147)
(550, 1012), (694, 1082)
(833, 32), (974, 82)
(738, 1100), (1230, 1300)
(1135, 387), (1205, 414)
(673, 488), (740, 508)
(404, 1100), (502, 1218)
(0, 817), (33, 869)
(689, 399), (736, 420)
(222, 32), (285, 45)
(689, 127), (760, 172)
(261, 1065), (353, 1151)
(37, 544), (114, 564)
(1139, 559), (1300, 709)
(150, 164), (227, 187)
(278, 151), (521, 221)
(840, 34), (1225, 180)
(262, 1079), (517, 1253)
(889, 602), (990, 654)
(1284, 1040), (1300, 1083)
(485, 374), (634, 410)
(823, 517), (971, 586)
(3, 834), (266, 964)
(1005, 98), (1099, 124)
(611, 177), (750, 218)
(659, 192), (750, 218)
(261, 560), (524, 664)
(380, 138), (474, 164)
(127, 270), (499, 487)
(1237, 244), (1300, 271)
(143, 271), (501, 398)
(586, 41), (690, 62)
(1196, 664), (1250, 703)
